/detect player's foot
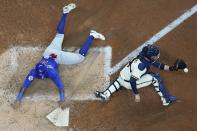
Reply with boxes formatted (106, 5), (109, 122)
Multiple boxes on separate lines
(169, 96), (177, 102)
(63, 3), (76, 14)
(163, 96), (177, 106)
(95, 91), (109, 100)
(90, 30), (105, 40)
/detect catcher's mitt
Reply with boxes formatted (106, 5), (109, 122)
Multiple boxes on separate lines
(170, 59), (187, 71)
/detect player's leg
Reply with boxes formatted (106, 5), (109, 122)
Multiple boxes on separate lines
(43, 3), (76, 58)
(95, 78), (122, 100)
(56, 30), (105, 65)
(150, 73), (176, 106)
(79, 30), (105, 56)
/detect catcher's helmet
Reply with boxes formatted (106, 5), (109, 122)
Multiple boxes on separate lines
(141, 45), (160, 61)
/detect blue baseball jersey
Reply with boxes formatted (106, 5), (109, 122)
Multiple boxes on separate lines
(23, 57), (59, 86)
(17, 57), (65, 102)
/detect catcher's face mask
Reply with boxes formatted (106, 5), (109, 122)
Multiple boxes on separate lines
(151, 52), (160, 63)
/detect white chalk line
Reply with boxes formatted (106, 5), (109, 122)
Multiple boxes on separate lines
(109, 4), (197, 75)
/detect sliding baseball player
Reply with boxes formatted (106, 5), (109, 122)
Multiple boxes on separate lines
(12, 3), (105, 109)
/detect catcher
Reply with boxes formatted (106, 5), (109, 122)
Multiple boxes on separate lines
(12, 3), (105, 109)
(96, 45), (187, 106)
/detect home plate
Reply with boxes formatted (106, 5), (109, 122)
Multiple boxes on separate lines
(46, 107), (70, 127)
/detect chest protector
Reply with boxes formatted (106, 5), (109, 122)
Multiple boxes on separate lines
(120, 58), (147, 81)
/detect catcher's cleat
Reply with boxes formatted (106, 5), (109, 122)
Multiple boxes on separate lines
(169, 96), (177, 102)
(63, 3), (76, 14)
(163, 96), (177, 106)
(95, 91), (109, 101)
(90, 30), (105, 40)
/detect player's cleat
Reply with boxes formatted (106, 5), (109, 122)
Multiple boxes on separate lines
(63, 3), (76, 14)
(95, 91), (109, 100)
(90, 30), (105, 40)
(163, 96), (177, 106)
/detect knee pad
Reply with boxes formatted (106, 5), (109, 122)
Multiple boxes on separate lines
(150, 73), (163, 87)
(151, 73), (162, 82)
(104, 80), (121, 98)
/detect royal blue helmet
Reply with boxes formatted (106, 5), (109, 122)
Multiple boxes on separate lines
(35, 63), (46, 73)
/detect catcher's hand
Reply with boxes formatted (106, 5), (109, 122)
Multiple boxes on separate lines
(134, 94), (141, 103)
(169, 59), (187, 71)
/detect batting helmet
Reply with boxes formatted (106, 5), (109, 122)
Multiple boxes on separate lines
(36, 63), (46, 73)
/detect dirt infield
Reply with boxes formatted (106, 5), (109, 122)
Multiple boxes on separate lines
(0, 0), (197, 130)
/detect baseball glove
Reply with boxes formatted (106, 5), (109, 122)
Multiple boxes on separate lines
(170, 59), (187, 71)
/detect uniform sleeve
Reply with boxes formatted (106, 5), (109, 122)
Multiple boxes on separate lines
(49, 69), (65, 102)
(22, 68), (37, 88)
(16, 68), (36, 102)
(152, 61), (165, 70)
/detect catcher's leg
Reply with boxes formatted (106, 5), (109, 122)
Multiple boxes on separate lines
(95, 78), (121, 100)
(136, 74), (154, 89)
(150, 73), (176, 106)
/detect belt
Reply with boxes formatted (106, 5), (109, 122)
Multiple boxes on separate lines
(124, 79), (130, 82)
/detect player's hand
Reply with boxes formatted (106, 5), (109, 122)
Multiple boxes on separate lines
(135, 94), (141, 103)
(11, 100), (21, 110)
(58, 101), (66, 110)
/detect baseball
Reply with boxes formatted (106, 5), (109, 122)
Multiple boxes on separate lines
(184, 68), (189, 73)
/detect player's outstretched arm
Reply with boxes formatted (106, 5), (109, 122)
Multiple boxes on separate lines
(153, 59), (188, 72)
(50, 72), (66, 109)
(11, 69), (36, 109)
